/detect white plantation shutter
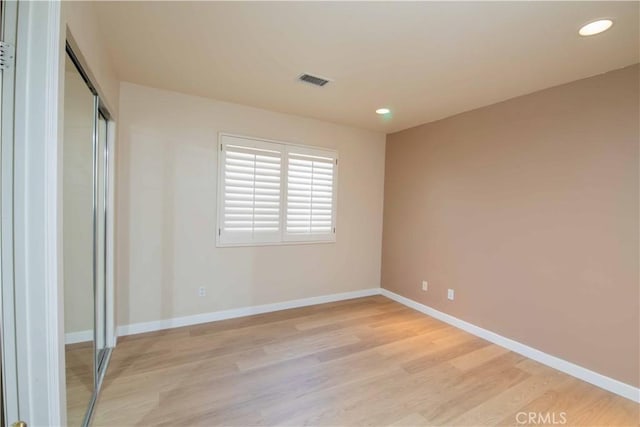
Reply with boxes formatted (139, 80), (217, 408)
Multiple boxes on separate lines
(217, 134), (338, 246)
(218, 136), (282, 245)
(284, 147), (337, 241)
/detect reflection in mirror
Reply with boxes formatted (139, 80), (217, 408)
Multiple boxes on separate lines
(63, 53), (96, 426)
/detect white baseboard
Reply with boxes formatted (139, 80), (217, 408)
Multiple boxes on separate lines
(65, 329), (92, 345)
(380, 288), (640, 403)
(116, 288), (380, 337)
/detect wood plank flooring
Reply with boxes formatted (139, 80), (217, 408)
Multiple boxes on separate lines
(66, 341), (94, 426)
(86, 296), (639, 426)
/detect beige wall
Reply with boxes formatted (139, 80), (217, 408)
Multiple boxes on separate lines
(382, 64), (639, 387)
(116, 82), (386, 326)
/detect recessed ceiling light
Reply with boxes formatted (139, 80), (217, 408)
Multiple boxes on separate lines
(376, 108), (391, 115)
(579, 19), (613, 36)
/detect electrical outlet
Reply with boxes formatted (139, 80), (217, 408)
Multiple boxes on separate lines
(198, 286), (206, 297)
(447, 289), (455, 300)
(421, 280), (428, 291)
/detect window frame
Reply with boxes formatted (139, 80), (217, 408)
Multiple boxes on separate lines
(216, 132), (338, 247)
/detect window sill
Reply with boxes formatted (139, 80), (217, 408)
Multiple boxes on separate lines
(215, 239), (336, 248)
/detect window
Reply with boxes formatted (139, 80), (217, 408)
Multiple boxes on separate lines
(284, 146), (336, 241)
(217, 134), (338, 246)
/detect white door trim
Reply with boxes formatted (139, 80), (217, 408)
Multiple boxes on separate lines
(12, 1), (65, 425)
(0, 0), (19, 424)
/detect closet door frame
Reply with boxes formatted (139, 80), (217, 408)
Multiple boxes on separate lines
(64, 40), (116, 360)
(65, 40), (115, 427)
(64, 31), (118, 363)
(10, 1), (65, 425)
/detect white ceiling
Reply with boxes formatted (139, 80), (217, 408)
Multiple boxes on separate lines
(95, 1), (639, 133)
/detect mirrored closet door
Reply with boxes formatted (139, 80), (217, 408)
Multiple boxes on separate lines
(63, 44), (113, 427)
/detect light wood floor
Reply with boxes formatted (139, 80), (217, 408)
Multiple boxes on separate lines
(66, 341), (95, 426)
(88, 296), (639, 426)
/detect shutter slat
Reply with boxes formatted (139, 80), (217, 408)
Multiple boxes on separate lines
(221, 141), (283, 241)
(225, 208), (253, 214)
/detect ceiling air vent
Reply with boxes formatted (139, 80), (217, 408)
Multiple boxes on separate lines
(298, 73), (331, 87)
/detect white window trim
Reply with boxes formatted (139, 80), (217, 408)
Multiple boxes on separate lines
(216, 132), (338, 248)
